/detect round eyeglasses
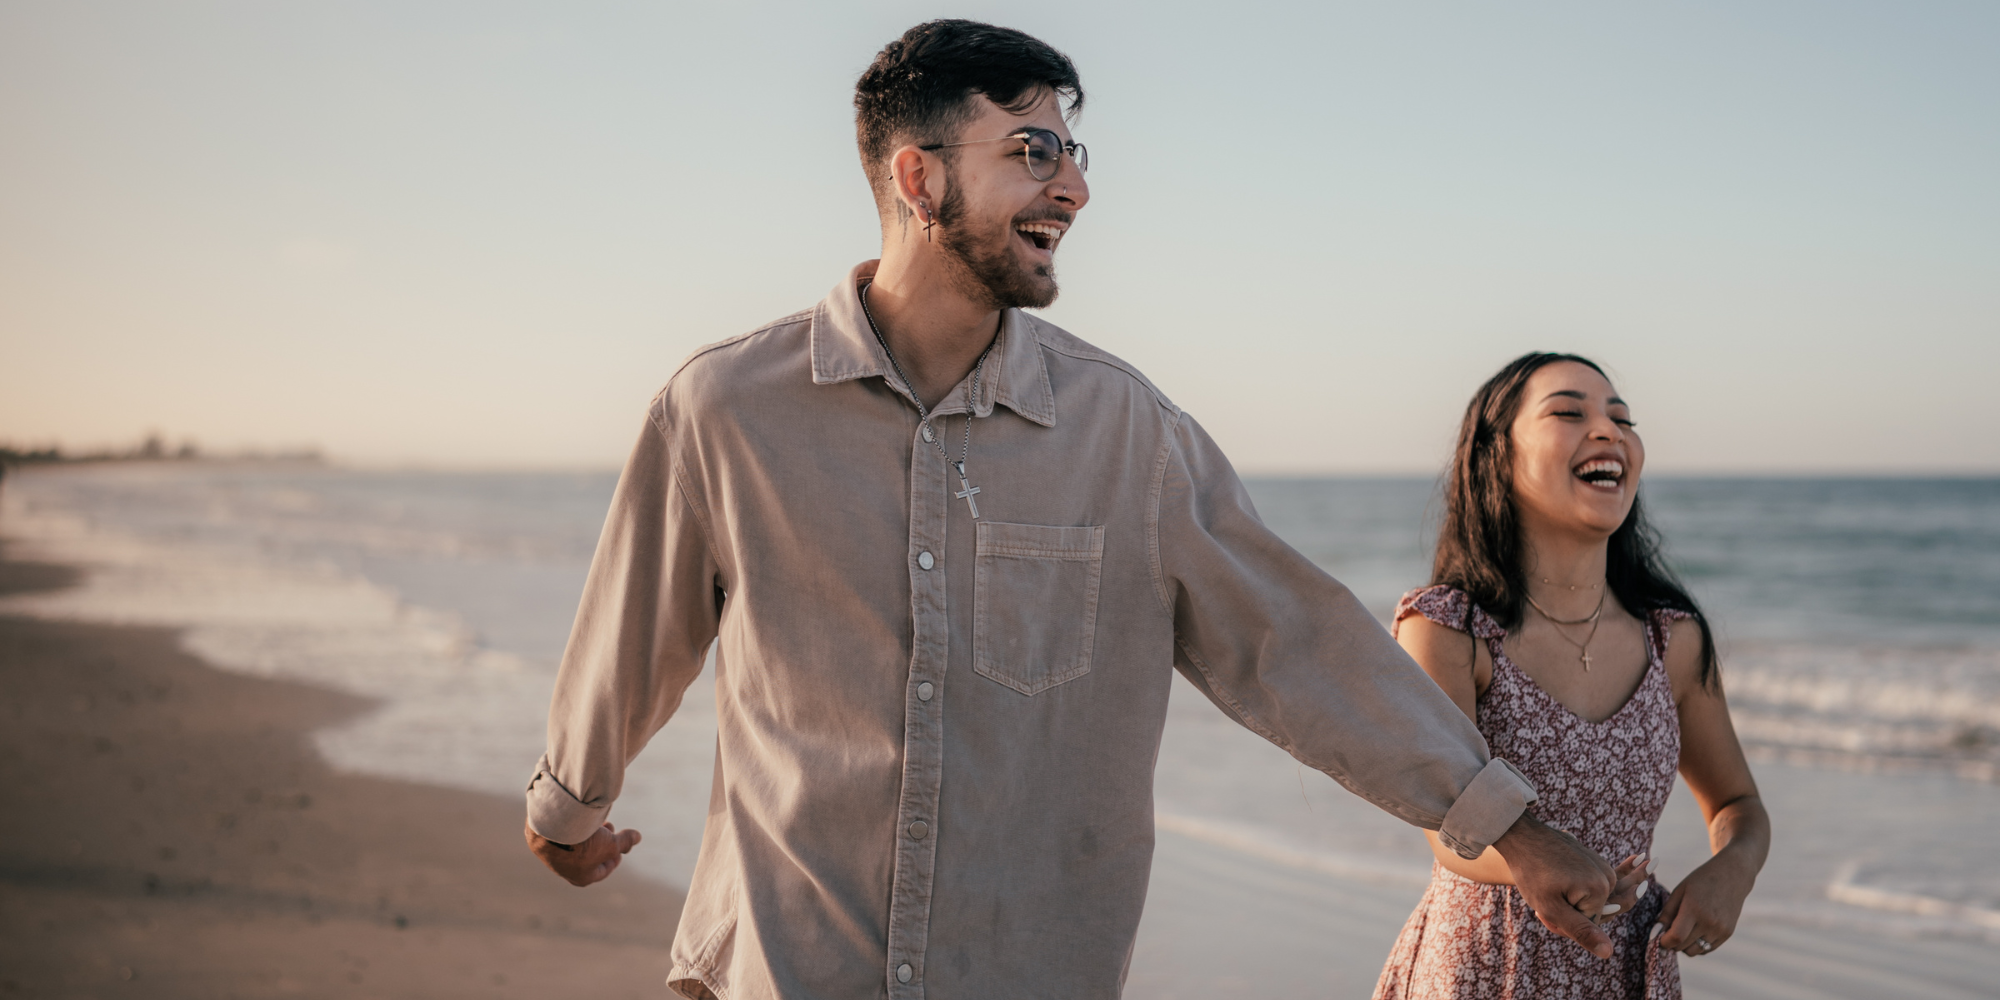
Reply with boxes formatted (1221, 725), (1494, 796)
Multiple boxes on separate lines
(920, 128), (1087, 182)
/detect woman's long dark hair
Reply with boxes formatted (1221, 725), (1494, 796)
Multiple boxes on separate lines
(1431, 352), (1719, 690)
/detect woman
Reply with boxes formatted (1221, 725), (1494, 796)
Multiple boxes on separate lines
(1373, 353), (1770, 1000)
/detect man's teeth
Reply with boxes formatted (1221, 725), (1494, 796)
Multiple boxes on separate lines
(1016, 223), (1063, 243)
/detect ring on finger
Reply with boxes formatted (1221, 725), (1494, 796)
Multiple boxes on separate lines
(1694, 937), (1712, 953)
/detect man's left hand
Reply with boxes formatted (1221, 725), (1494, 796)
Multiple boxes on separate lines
(1492, 813), (1617, 959)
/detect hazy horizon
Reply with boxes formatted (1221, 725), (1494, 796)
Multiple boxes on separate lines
(10, 450), (1998, 482)
(4, 2), (1996, 475)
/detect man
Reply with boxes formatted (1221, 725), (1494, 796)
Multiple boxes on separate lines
(525, 20), (1620, 999)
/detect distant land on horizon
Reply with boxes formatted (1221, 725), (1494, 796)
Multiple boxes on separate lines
(0, 432), (322, 467)
(3, 435), (1992, 481)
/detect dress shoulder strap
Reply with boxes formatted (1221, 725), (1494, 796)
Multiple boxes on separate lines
(1393, 585), (1508, 641)
(1646, 607), (1696, 664)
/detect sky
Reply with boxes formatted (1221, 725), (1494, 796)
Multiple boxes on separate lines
(2, 1), (1996, 473)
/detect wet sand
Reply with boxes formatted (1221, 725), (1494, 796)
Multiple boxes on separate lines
(0, 553), (686, 999)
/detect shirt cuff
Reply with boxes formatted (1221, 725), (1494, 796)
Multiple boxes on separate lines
(1435, 757), (1537, 859)
(524, 754), (611, 846)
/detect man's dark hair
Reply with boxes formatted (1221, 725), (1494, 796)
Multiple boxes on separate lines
(854, 20), (1083, 208)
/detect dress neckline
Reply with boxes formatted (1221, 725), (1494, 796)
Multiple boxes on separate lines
(1485, 611), (1668, 727)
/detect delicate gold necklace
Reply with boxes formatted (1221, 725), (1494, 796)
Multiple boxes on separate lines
(1524, 587), (1603, 626)
(1524, 587), (1606, 670)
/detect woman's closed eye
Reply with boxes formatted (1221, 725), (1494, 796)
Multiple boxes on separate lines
(1550, 407), (1637, 428)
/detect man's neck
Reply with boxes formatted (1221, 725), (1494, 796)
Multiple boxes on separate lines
(866, 252), (1003, 407)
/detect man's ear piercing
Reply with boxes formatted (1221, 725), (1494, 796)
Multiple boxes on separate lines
(920, 201), (935, 242)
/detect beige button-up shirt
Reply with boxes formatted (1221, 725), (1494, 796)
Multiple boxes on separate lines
(527, 262), (1535, 1000)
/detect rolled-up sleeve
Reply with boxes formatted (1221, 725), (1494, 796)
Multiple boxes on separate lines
(525, 398), (722, 846)
(1151, 413), (1534, 858)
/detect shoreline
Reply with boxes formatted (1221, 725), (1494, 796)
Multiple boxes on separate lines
(0, 547), (686, 998)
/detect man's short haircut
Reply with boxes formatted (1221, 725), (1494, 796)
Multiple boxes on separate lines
(854, 20), (1084, 209)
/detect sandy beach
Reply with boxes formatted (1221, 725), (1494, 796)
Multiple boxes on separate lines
(0, 548), (685, 999)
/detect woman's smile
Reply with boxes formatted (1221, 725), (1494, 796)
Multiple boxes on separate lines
(1573, 457), (1625, 491)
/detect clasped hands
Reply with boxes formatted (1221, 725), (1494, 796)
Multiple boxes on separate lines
(1493, 813), (1740, 960)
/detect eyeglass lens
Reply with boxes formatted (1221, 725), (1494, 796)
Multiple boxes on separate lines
(1022, 130), (1086, 181)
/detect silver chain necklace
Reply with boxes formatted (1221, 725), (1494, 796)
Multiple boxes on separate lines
(859, 282), (994, 518)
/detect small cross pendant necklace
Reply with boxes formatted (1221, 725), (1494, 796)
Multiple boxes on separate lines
(1523, 586), (1606, 670)
(953, 464), (981, 518)
(860, 283), (994, 519)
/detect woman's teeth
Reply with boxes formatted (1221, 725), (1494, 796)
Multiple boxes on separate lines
(1574, 459), (1624, 487)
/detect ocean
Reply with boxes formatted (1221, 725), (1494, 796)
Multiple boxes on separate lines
(3, 463), (1997, 978)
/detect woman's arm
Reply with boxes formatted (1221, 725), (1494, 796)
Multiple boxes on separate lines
(1399, 615), (1518, 884)
(1657, 616), (1771, 957)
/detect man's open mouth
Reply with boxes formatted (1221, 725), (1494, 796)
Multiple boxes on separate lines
(1574, 459), (1624, 490)
(1015, 221), (1065, 252)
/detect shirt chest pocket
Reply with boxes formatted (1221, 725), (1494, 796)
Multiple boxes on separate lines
(973, 521), (1106, 696)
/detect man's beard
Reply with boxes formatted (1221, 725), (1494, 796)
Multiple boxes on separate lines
(935, 184), (1061, 311)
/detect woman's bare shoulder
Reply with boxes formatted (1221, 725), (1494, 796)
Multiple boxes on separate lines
(1397, 607), (1490, 690)
(1662, 614), (1710, 702)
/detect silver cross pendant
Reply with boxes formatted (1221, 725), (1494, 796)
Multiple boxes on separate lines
(952, 462), (982, 518)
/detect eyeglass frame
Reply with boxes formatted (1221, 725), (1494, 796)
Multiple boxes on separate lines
(918, 128), (1087, 182)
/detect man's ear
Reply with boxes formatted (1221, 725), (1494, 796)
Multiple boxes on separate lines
(888, 145), (943, 229)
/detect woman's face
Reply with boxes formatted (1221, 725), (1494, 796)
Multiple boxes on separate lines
(1507, 361), (1645, 539)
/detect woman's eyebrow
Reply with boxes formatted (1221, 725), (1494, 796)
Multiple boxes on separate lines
(1539, 390), (1627, 407)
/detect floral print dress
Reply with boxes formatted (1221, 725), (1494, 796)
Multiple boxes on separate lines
(1372, 585), (1685, 1000)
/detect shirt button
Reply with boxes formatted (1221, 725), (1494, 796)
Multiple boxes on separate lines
(908, 820), (929, 840)
(897, 963), (913, 983)
(921, 424), (935, 443)
(916, 550), (935, 571)
(917, 681), (934, 702)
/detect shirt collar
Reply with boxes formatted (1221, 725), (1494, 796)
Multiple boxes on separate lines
(810, 260), (1056, 427)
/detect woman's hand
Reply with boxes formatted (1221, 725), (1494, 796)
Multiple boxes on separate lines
(1654, 852), (1755, 957)
(1598, 852), (1654, 922)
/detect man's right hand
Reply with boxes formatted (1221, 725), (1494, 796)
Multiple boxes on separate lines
(1491, 812), (1617, 958)
(525, 819), (642, 887)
